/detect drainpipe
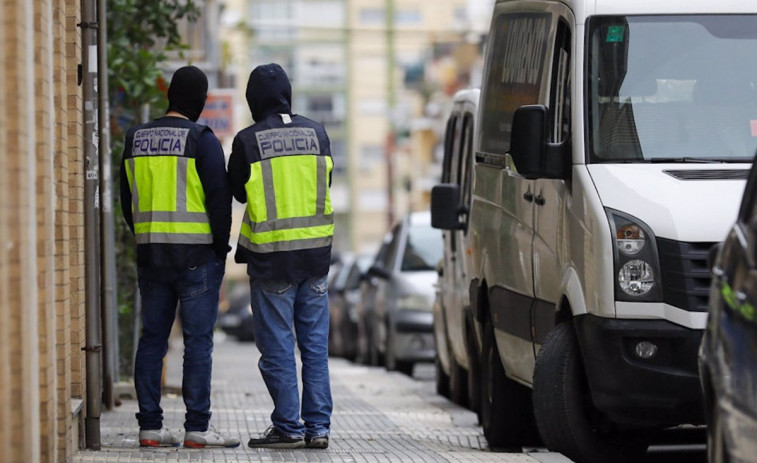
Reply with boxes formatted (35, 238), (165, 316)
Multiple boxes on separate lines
(385, 0), (395, 228)
(98, 0), (118, 411)
(81, 0), (102, 449)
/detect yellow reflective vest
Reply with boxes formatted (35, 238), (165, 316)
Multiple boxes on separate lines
(237, 125), (334, 254)
(123, 119), (213, 245)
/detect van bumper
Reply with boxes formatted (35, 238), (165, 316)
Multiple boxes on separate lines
(573, 314), (705, 428)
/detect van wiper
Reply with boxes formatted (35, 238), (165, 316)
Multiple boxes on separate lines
(647, 157), (726, 163)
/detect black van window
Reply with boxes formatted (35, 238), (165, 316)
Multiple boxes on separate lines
(441, 116), (456, 183)
(549, 20), (571, 144)
(479, 12), (551, 155)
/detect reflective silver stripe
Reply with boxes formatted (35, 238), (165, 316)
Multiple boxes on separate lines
(315, 156), (327, 216)
(238, 234), (332, 254)
(176, 157), (188, 212)
(247, 214), (333, 234)
(136, 233), (213, 244)
(260, 160), (277, 221)
(134, 210), (209, 223)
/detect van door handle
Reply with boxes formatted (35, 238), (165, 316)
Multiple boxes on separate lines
(523, 191), (534, 202)
(535, 194), (546, 206)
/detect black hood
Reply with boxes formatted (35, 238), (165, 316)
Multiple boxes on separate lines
(245, 63), (292, 122)
(166, 65), (208, 122)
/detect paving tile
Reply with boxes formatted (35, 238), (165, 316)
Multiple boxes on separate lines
(74, 334), (571, 463)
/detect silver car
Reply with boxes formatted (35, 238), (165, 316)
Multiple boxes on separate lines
(369, 211), (443, 375)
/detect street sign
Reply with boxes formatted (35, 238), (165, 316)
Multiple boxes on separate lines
(198, 89), (236, 138)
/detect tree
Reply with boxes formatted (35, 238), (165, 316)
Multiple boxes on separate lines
(107, 0), (200, 377)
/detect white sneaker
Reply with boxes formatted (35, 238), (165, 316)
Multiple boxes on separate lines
(184, 427), (241, 448)
(139, 427), (180, 447)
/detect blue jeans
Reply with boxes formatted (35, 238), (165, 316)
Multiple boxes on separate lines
(250, 276), (332, 439)
(134, 257), (225, 432)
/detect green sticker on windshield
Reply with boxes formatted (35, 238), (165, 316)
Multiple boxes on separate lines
(606, 25), (625, 43)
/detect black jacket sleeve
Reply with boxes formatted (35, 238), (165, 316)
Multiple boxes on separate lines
(195, 130), (232, 259)
(228, 135), (251, 204)
(119, 147), (135, 234)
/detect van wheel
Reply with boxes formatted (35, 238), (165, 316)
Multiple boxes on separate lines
(707, 392), (730, 463)
(448, 338), (469, 407)
(533, 322), (649, 463)
(435, 353), (451, 397)
(480, 317), (536, 451)
(466, 319), (481, 418)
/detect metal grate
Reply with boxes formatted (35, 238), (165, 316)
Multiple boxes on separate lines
(663, 169), (749, 181)
(656, 238), (715, 312)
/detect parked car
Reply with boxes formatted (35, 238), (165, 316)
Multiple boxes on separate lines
(355, 238), (392, 366)
(368, 211), (442, 376)
(329, 252), (373, 361)
(218, 284), (254, 342)
(700, 158), (757, 463)
(432, 87), (480, 410)
(432, 1), (755, 460)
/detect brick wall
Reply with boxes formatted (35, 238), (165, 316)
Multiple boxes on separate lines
(0, 0), (84, 462)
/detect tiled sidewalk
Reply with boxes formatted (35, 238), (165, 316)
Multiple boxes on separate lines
(73, 334), (569, 463)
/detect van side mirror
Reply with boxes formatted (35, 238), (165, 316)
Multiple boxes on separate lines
(431, 184), (466, 230)
(510, 105), (568, 180)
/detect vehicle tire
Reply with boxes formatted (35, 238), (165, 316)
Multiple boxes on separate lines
(368, 321), (383, 366)
(466, 318), (481, 418)
(237, 316), (255, 342)
(479, 317), (536, 451)
(435, 353), (451, 397)
(385, 320), (398, 371)
(396, 360), (414, 376)
(533, 321), (649, 463)
(448, 336), (469, 407)
(707, 390), (730, 463)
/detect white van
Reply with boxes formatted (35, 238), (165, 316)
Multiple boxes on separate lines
(432, 1), (757, 462)
(432, 88), (481, 408)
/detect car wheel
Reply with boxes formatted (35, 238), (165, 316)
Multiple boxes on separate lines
(368, 322), (383, 366)
(448, 335), (468, 407)
(533, 321), (649, 463)
(396, 360), (414, 376)
(480, 316), (536, 451)
(385, 320), (398, 371)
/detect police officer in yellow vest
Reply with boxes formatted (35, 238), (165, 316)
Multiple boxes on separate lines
(229, 63), (334, 450)
(120, 65), (239, 449)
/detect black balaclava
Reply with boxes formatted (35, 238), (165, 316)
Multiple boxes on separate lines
(166, 65), (208, 122)
(245, 63), (292, 122)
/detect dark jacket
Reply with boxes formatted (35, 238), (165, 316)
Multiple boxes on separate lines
(228, 63), (333, 280)
(120, 116), (232, 268)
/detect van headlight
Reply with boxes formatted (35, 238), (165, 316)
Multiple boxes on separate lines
(607, 209), (663, 301)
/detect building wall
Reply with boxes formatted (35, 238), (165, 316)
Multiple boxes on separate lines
(0, 0), (85, 462)
(347, 0), (473, 252)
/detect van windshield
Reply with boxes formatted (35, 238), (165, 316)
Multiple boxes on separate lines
(588, 15), (757, 163)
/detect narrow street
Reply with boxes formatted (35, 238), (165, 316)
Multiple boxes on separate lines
(73, 335), (705, 463)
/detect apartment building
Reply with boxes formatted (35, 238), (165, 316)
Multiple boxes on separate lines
(218, 0), (492, 256)
(0, 1), (88, 462)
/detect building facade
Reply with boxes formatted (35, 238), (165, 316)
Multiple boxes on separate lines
(0, 1), (87, 462)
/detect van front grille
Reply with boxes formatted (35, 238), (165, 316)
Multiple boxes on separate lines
(656, 238), (715, 312)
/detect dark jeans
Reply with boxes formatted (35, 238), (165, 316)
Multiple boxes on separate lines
(250, 276), (333, 439)
(134, 257), (225, 431)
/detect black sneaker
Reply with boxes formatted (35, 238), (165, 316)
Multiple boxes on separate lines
(305, 435), (329, 449)
(248, 426), (305, 449)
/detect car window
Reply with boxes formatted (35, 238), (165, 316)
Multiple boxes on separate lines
(401, 223), (443, 271)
